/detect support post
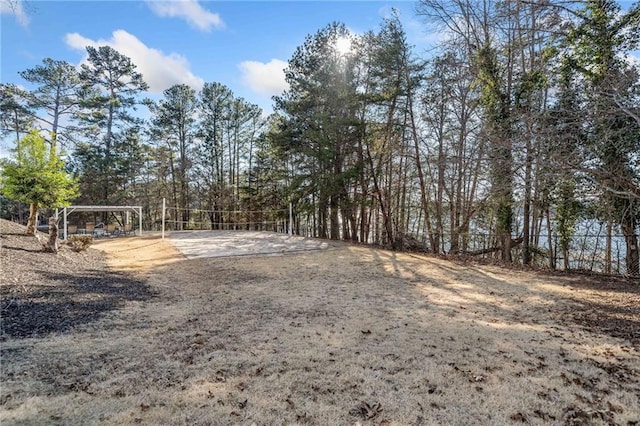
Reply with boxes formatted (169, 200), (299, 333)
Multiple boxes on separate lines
(54, 208), (60, 240)
(63, 208), (67, 240)
(138, 206), (143, 236)
(162, 198), (166, 239)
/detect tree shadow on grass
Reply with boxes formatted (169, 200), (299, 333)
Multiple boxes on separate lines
(371, 249), (640, 349)
(2, 245), (43, 253)
(0, 270), (156, 340)
(566, 297), (640, 348)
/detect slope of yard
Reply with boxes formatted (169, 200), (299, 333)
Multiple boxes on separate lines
(1, 219), (639, 425)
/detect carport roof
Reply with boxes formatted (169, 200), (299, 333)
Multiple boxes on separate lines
(63, 205), (141, 213)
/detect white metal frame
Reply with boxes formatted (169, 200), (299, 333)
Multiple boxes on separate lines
(58, 205), (142, 240)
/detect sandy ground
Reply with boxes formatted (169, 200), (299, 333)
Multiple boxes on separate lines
(2, 233), (639, 425)
(91, 232), (185, 272)
(165, 231), (334, 259)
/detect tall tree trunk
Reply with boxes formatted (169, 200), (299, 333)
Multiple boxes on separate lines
(329, 194), (340, 240)
(357, 148), (369, 243)
(405, 70), (435, 252)
(45, 216), (59, 253)
(522, 133), (533, 265)
(605, 219), (612, 274)
(546, 209), (555, 270)
(435, 121), (445, 254)
(318, 191), (328, 239)
(26, 202), (38, 235)
(622, 216), (639, 276)
(365, 142), (393, 246)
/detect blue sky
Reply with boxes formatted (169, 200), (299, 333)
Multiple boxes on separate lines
(2, 0), (637, 116)
(1, 0), (432, 114)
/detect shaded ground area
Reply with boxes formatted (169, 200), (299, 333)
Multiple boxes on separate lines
(0, 219), (153, 340)
(1, 220), (639, 425)
(447, 256), (640, 350)
(564, 274), (640, 349)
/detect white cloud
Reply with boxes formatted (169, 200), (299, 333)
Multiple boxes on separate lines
(146, 0), (224, 32)
(0, 0), (29, 27)
(65, 30), (204, 94)
(238, 59), (288, 97)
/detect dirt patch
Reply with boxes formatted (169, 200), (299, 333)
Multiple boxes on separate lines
(1, 222), (639, 425)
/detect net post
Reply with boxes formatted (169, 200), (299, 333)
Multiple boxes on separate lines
(289, 202), (293, 236)
(63, 207), (67, 240)
(162, 198), (166, 239)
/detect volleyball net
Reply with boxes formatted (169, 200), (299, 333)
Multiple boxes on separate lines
(161, 199), (293, 238)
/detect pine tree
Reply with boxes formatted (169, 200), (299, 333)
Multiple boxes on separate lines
(275, 22), (362, 240)
(0, 83), (34, 144)
(77, 46), (148, 205)
(148, 84), (198, 230)
(19, 58), (83, 149)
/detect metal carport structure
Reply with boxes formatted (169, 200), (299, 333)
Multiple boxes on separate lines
(58, 205), (142, 240)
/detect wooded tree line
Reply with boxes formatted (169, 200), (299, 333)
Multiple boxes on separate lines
(1, 48), (271, 232)
(1, 0), (639, 275)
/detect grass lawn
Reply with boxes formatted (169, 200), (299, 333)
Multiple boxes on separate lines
(1, 228), (639, 425)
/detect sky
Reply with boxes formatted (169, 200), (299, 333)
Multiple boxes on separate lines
(1, 0), (434, 115)
(2, 0), (638, 129)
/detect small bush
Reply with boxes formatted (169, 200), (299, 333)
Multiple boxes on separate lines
(67, 234), (93, 252)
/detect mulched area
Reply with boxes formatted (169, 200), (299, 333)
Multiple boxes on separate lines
(0, 219), (154, 340)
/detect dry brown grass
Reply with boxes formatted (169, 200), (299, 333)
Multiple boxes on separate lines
(1, 234), (639, 425)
